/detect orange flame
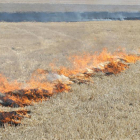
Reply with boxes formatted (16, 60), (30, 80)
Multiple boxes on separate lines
(0, 69), (70, 108)
(0, 48), (139, 126)
(57, 49), (140, 76)
(0, 74), (21, 93)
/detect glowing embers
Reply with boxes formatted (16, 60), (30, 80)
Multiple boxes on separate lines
(102, 61), (129, 75)
(0, 74), (71, 126)
(0, 110), (30, 127)
(0, 84), (70, 108)
(0, 89), (51, 107)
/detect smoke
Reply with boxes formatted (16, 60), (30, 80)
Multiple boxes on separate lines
(0, 11), (140, 22)
(46, 73), (70, 83)
(0, 3), (140, 22)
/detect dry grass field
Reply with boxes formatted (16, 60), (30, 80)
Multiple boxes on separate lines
(0, 21), (140, 139)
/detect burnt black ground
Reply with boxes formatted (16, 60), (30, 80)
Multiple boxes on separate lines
(0, 11), (140, 22)
(1, 3), (140, 22)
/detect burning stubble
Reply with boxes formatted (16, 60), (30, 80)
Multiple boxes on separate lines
(0, 48), (139, 127)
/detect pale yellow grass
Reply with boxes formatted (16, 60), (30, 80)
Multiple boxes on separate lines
(0, 21), (140, 139)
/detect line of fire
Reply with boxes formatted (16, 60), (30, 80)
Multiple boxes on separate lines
(0, 49), (139, 127)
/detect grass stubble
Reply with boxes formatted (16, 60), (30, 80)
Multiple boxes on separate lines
(0, 21), (140, 139)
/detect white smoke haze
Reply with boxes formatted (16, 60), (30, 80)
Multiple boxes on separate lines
(46, 73), (70, 84)
(0, 12), (140, 22)
(0, 0), (140, 22)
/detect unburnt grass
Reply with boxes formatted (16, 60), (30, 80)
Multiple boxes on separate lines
(0, 21), (140, 139)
